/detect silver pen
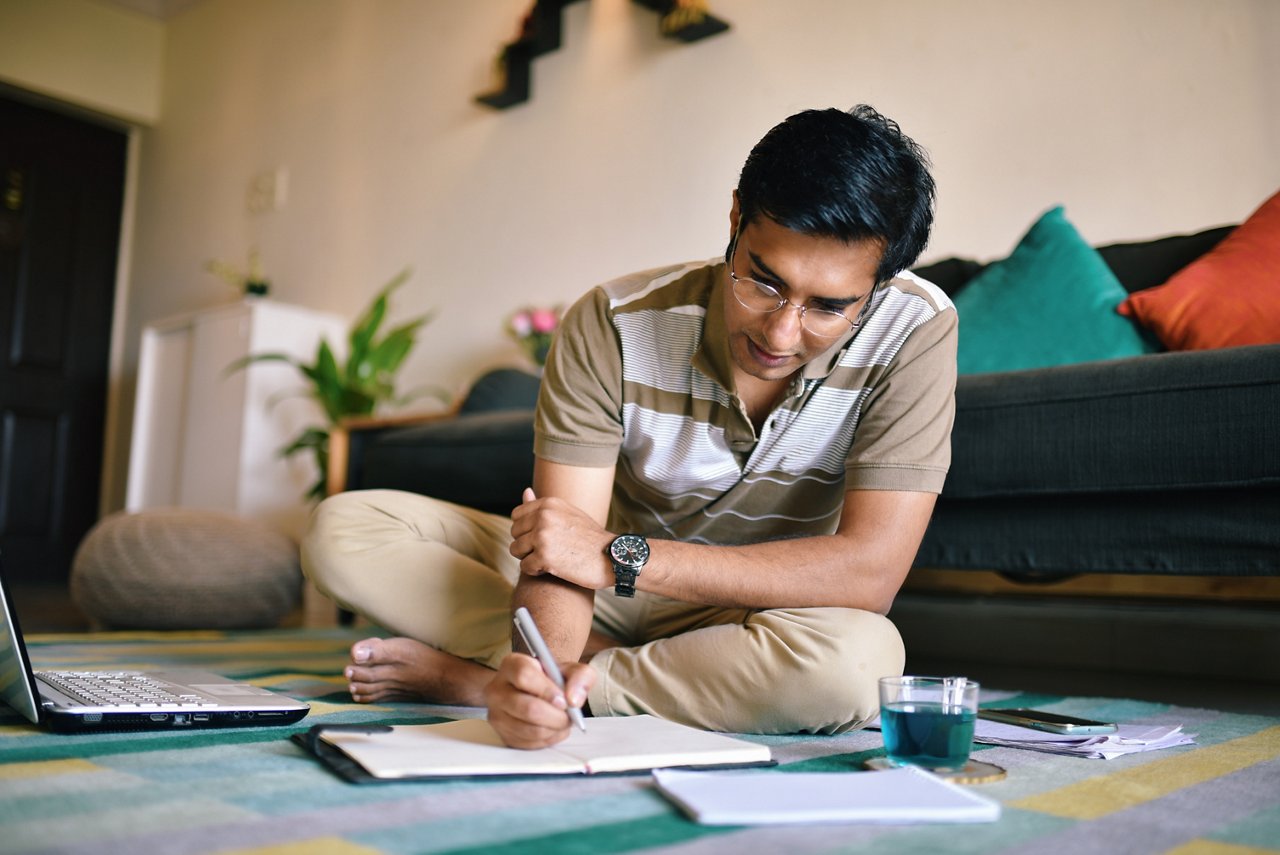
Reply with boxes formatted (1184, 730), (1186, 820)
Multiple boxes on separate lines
(513, 606), (587, 732)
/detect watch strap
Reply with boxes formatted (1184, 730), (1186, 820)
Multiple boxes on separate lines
(613, 567), (638, 598)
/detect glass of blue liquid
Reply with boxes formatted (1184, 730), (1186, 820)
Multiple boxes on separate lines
(878, 676), (980, 771)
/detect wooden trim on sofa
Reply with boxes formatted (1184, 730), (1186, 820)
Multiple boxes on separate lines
(904, 567), (1280, 604)
(326, 406), (462, 496)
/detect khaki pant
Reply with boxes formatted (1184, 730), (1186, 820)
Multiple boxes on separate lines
(301, 489), (905, 734)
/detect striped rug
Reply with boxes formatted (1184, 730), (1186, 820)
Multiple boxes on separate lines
(1, 629), (1276, 855)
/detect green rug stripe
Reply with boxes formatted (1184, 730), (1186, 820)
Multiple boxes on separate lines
(434, 811), (732, 855)
(776, 742), (1001, 774)
(1205, 802), (1280, 849)
(981, 691), (1065, 709)
(344, 788), (673, 854)
(0, 715), (433, 764)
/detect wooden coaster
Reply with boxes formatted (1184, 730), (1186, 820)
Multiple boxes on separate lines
(864, 757), (1007, 784)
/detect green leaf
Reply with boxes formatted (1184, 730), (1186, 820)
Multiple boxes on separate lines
(223, 352), (298, 377)
(348, 292), (387, 378)
(232, 264), (441, 503)
(280, 427), (329, 457)
(347, 268), (412, 381)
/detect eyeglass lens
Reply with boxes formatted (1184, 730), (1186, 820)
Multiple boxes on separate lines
(732, 277), (856, 337)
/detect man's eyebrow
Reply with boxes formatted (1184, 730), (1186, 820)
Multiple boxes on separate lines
(747, 250), (865, 307)
(747, 250), (788, 286)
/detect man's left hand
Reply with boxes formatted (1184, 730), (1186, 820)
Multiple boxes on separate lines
(509, 488), (613, 589)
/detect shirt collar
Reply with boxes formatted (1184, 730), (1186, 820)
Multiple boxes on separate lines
(692, 263), (736, 390)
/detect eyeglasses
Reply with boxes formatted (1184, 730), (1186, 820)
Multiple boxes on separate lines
(727, 235), (875, 339)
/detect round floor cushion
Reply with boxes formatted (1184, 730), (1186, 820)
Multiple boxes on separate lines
(71, 508), (303, 630)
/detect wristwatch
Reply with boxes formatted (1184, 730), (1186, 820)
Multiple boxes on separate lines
(607, 534), (650, 598)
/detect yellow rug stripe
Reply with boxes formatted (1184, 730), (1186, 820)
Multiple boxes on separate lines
(301, 700), (390, 718)
(0, 758), (100, 779)
(28, 631), (227, 643)
(1165, 841), (1280, 855)
(223, 837), (387, 855)
(1013, 726), (1280, 820)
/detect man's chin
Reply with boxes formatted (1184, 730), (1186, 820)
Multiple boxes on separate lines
(747, 340), (798, 373)
(734, 341), (801, 381)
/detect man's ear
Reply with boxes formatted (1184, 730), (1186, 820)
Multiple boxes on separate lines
(729, 191), (741, 237)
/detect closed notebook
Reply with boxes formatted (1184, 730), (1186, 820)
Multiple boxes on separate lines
(314, 715), (772, 781)
(653, 766), (1001, 825)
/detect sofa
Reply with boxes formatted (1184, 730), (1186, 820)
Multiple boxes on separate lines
(330, 224), (1280, 583)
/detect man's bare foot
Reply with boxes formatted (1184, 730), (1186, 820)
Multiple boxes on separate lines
(343, 637), (493, 706)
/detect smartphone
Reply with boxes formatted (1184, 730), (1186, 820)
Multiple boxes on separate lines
(978, 707), (1117, 735)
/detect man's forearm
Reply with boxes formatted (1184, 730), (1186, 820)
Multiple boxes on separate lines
(640, 490), (937, 614)
(639, 535), (897, 613)
(511, 574), (595, 663)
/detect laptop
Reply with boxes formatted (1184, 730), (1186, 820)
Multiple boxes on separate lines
(0, 561), (309, 733)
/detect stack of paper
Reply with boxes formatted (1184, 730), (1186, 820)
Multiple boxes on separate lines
(973, 720), (1195, 760)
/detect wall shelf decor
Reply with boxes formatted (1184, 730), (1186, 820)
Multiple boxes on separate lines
(476, 0), (730, 110)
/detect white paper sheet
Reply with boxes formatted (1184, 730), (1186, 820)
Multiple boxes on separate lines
(652, 766), (1001, 825)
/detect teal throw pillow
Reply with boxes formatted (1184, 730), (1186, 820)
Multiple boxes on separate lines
(953, 206), (1157, 374)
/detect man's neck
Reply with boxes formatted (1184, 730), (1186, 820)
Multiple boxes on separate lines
(734, 370), (794, 432)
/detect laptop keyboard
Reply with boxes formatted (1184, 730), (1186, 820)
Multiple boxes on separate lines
(39, 671), (215, 708)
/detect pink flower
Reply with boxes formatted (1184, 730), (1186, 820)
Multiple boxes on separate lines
(509, 311), (533, 337)
(530, 307), (559, 334)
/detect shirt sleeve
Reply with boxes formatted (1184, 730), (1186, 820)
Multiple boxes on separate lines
(845, 306), (958, 493)
(533, 286), (626, 467)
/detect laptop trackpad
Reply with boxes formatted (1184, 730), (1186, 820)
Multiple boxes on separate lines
(190, 683), (276, 697)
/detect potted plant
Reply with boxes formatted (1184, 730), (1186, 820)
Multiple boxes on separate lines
(207, 248), (272, 297)
(228, 268), (446, 499)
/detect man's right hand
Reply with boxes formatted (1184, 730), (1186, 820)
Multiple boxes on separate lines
(484, 652), (596, 749)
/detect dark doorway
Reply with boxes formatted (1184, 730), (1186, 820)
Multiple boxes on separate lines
(0, 92), (127, 602)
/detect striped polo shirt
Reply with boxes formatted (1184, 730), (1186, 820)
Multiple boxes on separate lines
(534, 259), (957, 546)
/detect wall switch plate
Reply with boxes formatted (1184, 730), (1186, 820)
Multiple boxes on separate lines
(247, 168), (288, 213)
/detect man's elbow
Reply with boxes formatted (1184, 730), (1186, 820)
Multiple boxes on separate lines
(846, 571), (908, 616)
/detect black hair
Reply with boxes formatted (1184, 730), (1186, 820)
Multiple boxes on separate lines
(735, 105), (935, 284)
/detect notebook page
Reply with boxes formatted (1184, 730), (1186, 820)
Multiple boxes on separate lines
(562, 715), (771, 773)
(321, 715), (770, 779)
(322, 719), (585, 778)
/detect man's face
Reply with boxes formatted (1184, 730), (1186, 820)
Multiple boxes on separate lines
(724, 208), (884, 385)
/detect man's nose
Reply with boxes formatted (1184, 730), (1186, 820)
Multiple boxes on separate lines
(762, 301), (806, 345)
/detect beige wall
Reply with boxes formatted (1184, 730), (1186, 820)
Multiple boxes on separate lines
(0, 0), (163, 124)
(8, 0), (1280, 513)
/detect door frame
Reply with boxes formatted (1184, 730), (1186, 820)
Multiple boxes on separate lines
(0, 82), (141, 521)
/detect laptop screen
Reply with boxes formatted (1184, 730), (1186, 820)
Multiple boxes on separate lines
(0, 561), (44, 724)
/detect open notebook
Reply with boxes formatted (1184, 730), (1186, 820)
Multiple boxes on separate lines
(299, 715), (773, 782)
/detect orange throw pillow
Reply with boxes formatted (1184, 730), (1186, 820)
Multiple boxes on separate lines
(1118, 189), (1280, 350)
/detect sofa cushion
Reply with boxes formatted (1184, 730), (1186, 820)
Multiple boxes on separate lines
(1118, 189), (1280, 350)
(457, 367), (541, 415)
(944, 344), (1280, 498)
(951, 206), (1157, 374)
(912, 225), (1234, 298)
(1096, 226), (1233, 293)
(909, 257), (984, 297)
(356, 409), (535, 516)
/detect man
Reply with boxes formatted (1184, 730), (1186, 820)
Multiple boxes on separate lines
(302, 105), (956, 750)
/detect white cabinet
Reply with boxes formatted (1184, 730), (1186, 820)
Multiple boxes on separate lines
(126, 299), (347, 538)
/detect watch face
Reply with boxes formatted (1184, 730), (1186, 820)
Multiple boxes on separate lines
(610, 535), (649, 569)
